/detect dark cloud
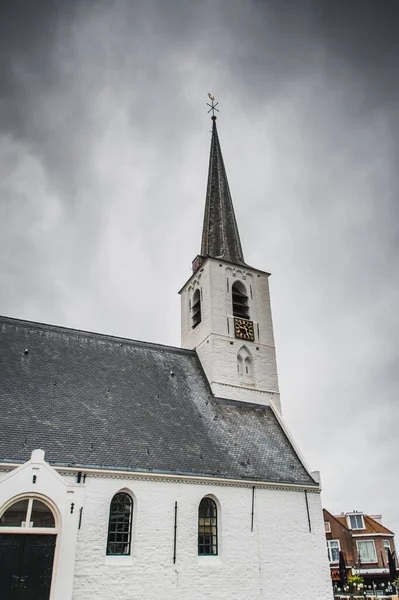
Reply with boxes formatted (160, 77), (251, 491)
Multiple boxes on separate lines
(0, 0), (398, 537)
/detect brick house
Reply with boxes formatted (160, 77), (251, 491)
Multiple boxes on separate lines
(324, 509), (397, 591)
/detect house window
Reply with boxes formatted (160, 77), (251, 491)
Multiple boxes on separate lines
(357, 540), (377, 563)
(106, 493), (133, 556)
(191, 289), (201, 329)
(383, 540), (391, 561)
(232, 281), (250, 320)
(324, 521), (331, 533)
(348, 514), (364, 530)
(327, 539), (340, 563)
(198, 497), (218, 555)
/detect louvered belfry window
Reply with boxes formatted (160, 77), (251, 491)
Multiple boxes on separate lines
(106, 493), (133, 555)
(232, 281), (250, 319)
(191, 289), (202, 329)
(198, 497), (218, 555)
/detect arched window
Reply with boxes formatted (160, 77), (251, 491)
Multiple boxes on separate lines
(237, 346), (253, 380)
(0, 497), (56, 529)
(198, 497), (218, 555)
(106, 493), (133, 556)
(232, 281), (250, 319)
(191, 289), (201, 329)
(244, 356), (252, 377)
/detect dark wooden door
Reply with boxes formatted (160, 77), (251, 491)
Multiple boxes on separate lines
(0, 534), (56, 600)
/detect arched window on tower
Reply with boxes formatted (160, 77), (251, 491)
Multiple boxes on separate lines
(198, 497), (218, 555)
(191, 289), (202, 329)
(232, 281), (250, 319)
(106, 492), (133, 555)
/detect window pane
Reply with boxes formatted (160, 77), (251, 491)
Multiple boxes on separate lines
(0, 500), (29, 527)
(383, 541), (390, 561)
(198, 498), (217, 555)
(350, 514), (363, 529)
(358, 541), (377, 563)
(30, 500), (55, 528)
(327, 540), (340, 562)
(106, 493), (133, 555)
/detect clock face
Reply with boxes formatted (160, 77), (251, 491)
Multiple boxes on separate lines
(234, 318), (255, 341)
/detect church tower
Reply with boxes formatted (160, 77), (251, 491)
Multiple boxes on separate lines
(180, 113), (281, 412)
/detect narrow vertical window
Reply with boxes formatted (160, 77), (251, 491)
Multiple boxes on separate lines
(237, 346), (253, 381)
(232, 281), (250, 319)
(106, 493), (133, 555)
(198, 497), (218, 555)
(191, 289), (201, 329)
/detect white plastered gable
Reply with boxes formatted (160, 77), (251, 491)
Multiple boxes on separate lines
(0, 449), (84, 600)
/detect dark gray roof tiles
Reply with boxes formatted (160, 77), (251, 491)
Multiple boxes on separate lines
(0, 316), (316, 486)
(200, 118), (247, 266)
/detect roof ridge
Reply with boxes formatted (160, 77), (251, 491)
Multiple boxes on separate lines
(0, 314), (194, 356)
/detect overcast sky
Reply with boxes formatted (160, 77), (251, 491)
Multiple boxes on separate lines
(1, 0), (398, 537)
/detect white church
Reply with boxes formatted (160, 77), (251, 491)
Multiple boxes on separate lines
(0, 112), (333, 599)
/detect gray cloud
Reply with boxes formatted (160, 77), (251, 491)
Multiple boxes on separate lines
(1, 0), (398, 536)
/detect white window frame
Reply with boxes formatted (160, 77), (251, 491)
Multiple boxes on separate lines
(347, 513), (365, 530)
(0, 495), (58, 535)
(383, 539), (391, 561)
(325, 521), (331, 533)
(356, 539), (378, 564)
(327, 539), (340, 563)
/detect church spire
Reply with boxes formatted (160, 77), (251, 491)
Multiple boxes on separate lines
(200, 111), (246, 266)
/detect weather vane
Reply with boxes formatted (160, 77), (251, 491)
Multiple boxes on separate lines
(207, 93), (219, 119)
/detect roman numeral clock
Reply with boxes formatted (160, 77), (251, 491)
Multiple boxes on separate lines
(234, 318), (255, 341)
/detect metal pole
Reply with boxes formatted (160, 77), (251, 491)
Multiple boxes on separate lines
(173, 501), (178, 564)
(251, 486), (255, 532)
(304, 491), (311, 532)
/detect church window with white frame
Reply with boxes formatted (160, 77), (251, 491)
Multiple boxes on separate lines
(106, 492), (133, 556)
(0, 497), (56, 529)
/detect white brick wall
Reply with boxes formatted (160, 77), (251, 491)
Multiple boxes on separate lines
(71, 474), (333, 600)
(0, 458), (333, 600)
(180, 258), (281, 409)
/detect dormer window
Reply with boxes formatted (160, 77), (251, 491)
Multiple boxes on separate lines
(232, 281), (250, 320)
(348, 513), (365, 530)
(191, 289), (202, 329)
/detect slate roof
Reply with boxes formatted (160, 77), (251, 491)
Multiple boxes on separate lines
(200, 118), (247, 266)
(0, 316), (316, 486)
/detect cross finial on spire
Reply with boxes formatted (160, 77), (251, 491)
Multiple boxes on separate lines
(207, 93), (219, 119)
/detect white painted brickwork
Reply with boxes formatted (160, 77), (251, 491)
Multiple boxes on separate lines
(71, 475), (332, 600)
(0, 459), (333, 600)
(180, 258), (281, 410)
